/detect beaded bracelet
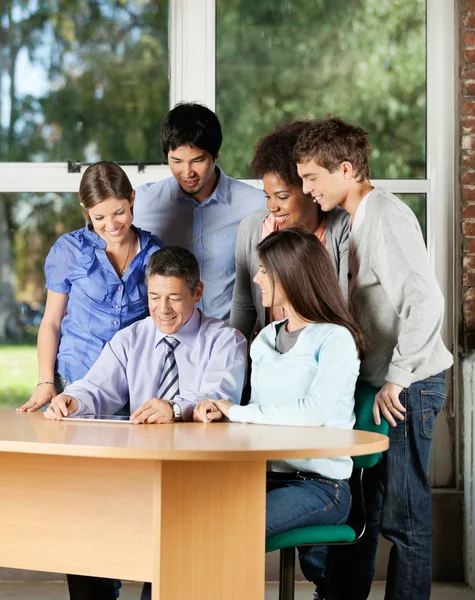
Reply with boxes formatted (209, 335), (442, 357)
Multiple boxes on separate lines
(37, 382), (55, 386)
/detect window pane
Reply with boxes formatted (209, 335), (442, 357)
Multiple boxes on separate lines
(0, 192), (83, 406)
(216, 0), (426, 179)
(0, 1), (169, 163)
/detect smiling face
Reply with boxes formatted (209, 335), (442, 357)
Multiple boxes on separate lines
(297, 159), (352, 212)
(168, 145), (218, 202)
(88, 195), (134, 244)
(263, 173), (317, 230)
(148, 274), (203, 335)
(253, 263), (286, 308)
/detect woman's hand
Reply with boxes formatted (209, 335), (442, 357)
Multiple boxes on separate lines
(193, 400), (224, 423)
(17, 383), (57, 413)
(209, 399), (234, 419)
(44, 394), (79, 420)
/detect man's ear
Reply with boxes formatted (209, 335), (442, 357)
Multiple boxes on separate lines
(215, 151), (220, 162)
(130, 190), (136, 207)
(340, 161), (354, 180)
(194, 281), (204, 303)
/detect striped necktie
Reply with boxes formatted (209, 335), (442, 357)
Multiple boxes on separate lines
(157, 336), (180, 400)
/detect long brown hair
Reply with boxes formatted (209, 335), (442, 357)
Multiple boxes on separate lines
(257, 228), (364, 354)
(79, 161), (134, 224)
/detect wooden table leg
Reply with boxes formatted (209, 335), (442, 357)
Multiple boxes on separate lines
(151, 460), (267, 600)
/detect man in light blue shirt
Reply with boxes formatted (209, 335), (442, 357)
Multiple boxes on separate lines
(133, 102), (265, 321)
(45, 246), (247, 425)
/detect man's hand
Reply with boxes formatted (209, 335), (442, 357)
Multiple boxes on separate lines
(18, 383), (57, 413)
(374, 382), (406, 427)
(130, 398), (173, 424)
(44, 394), (78, 420)
(193, 400), (224, 423)
(209, 399), (234, 419)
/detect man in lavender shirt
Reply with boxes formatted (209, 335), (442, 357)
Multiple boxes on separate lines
(46, 246), (247, 427)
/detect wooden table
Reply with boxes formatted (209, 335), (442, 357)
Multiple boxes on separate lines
(0, 410), (388, 599)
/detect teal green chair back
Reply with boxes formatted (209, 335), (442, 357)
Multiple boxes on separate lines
(265, 382), (389, 555)
(353, 381), (389, 468)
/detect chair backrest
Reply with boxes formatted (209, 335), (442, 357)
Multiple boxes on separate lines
(352, 381), (389, 469)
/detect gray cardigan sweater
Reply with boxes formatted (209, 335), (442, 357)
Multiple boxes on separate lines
(351, 187), (453, 388)
(230, 208), (350, 341)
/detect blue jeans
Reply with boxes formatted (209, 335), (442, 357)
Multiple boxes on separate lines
(327, 373), (447, 600)
(267, 474), (351, 595)
(140, 473), (351, 600)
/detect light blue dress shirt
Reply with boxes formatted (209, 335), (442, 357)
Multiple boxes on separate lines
(65, 308), (247, 421)
(228, 321), (360, 479)
(44, 225), (163, 384)
(133, 167), (266, 321)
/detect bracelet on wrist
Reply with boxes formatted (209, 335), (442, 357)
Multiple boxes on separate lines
(37, 381), (55, 386)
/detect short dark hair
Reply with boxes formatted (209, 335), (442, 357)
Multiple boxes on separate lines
(145, 247), (201, 292)
(294, 117), (371, 182)
(161, 102), (223, 158)
(79, 161), (133, 223)
(250, 121), (309, 188)
(257, 228), (364, 354)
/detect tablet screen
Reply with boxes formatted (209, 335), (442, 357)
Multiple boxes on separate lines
(62, 415), (131, 424)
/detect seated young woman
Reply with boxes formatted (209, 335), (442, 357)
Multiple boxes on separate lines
(230, 122), (349, 342)
(196, 228), (363, 600)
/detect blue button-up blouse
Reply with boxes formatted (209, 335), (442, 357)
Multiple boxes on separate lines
(44, 225), (163, 383)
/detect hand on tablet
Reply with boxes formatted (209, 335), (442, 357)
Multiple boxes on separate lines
(193, 400), (223, 423)
(130, 398), (173, 424)
(44, 394), (78, 420)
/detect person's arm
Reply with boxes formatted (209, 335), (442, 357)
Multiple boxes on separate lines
(228, 328), (359, 426)
(336, 214), (350, 301)
(229, 218), (258, 341)
(173, 332), (248, 421)
(374, 217), (446, 388)
(18, 293), (68, 412)
(58, 335), (130, 417)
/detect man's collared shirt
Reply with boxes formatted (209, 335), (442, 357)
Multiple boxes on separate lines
(65, 308), (247, 421)
(133, 167), (266, 321)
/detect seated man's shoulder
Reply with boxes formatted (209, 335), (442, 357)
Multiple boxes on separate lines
(111, 316), (155, 347)
(201, 314), (246, 346)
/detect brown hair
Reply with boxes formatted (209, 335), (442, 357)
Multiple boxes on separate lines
(257, 228), (364, 355)
(79, 161), (134, 223)
(293, 117), (371, 182)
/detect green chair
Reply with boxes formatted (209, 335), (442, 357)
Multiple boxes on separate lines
(265, 382), (389, 600)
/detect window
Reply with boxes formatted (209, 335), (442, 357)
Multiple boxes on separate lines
(216, 0), (426, 180)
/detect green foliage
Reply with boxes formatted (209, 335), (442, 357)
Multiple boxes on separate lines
(216, 0), (426, 180)
(0, 345), (37, 407)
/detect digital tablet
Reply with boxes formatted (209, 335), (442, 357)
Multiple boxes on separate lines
(62, 415), (131, 424)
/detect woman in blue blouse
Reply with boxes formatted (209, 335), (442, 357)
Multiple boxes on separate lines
(18, 161), (163, 413)
(203, 228), (364, 600)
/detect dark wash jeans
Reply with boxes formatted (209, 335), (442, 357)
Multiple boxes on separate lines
(326, 372), (447, 600)
(140, 475), (351, 600)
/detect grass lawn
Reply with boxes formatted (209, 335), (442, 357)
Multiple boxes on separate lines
(0, 345), (37, 408)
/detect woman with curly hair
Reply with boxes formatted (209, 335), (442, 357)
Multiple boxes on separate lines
(230, 121), (350, 341)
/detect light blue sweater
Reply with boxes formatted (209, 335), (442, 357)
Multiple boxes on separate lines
(228, 321), (360, 480)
